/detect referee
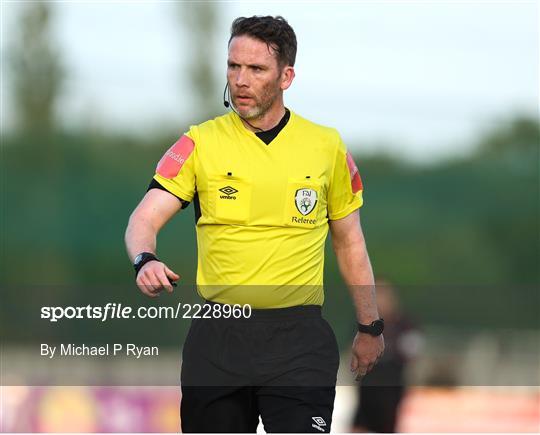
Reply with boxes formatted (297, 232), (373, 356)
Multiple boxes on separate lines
(125, 16), (384, 433)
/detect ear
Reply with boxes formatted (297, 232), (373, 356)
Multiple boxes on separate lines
(280, 66), (295, 91)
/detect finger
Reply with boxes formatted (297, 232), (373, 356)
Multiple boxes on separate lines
(355, 358), (372, 381)
(165, 266), (180, 281)
(350, 354), (359, 372)
(142, 270), (164, 293)
(137, 276), (159, 298)
(139, 263), (164, 291)
(156, 270), (174, 293)
(166, 275), (177, 288)
(357, 359), (370, 375)
(355, 369), (367, 382)
(142, 281), (160, 294)
(141, 272), (164, 295)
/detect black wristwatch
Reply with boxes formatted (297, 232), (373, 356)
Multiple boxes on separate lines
(357, 318), (384, 336)
(133, 252), (160, 276)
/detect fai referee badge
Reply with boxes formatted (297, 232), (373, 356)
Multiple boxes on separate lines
(295, 188), (318, 216)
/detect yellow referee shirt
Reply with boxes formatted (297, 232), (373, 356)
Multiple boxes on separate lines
(153, 110), (363, 308)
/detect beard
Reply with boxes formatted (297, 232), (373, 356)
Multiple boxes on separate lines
(236, 95), (274, 120)
(232, 81), (281, 120)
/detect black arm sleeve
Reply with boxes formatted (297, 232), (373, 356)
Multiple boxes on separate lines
(147, 179), (191, 209)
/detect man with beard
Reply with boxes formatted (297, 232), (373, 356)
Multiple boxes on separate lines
(125, 15), (384, 433)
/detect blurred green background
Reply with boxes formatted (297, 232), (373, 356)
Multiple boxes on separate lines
(1, 3), (538, 339)
(1, 3), (539, 433)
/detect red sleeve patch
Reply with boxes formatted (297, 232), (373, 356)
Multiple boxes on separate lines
(156, 135), (195, 179)
(346, 152), (363, 193)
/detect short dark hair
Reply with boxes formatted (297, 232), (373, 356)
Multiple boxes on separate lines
(229, 16), (297, 67)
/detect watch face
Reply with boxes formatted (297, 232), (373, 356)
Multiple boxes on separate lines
(372, 319), (384, 335)
(134, 254), (143, 265)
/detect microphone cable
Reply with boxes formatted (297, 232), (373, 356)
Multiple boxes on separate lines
(223, 83), (264, 132)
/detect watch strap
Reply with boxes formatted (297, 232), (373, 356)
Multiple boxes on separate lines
(357, 318), (384, 336)
(134, 252), (160, 276)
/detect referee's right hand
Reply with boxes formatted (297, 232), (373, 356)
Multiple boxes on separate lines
(136, 261), (180, 297)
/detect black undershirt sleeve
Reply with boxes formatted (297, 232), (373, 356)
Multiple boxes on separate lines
(147, 179), (191, 209)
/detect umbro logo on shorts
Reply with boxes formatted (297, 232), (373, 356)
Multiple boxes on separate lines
(219, 186), (238, 199)
(311, 416), (326, 432)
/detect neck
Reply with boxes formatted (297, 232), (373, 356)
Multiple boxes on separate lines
(239, 101), (286, 132)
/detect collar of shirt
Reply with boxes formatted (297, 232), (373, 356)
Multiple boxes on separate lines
(254, 108), (291, 145)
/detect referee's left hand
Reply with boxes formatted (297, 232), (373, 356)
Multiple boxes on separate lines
(350, 332), (385, 381)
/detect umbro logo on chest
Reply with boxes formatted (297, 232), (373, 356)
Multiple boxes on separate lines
(219, 186), (238, 199)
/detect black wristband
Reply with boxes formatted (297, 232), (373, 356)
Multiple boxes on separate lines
(357, 318), (385, 336)
(133, 252), (160, 276)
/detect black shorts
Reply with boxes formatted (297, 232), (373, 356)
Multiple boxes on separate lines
(180, 302), (340, 433)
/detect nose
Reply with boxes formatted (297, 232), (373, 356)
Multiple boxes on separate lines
(235, 67), (249, 88)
